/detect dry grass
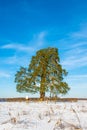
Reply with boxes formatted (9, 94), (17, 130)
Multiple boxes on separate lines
(0, 101), (86, 130)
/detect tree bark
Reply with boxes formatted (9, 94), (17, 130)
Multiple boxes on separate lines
(40, 91), (45, 99)
(40, 74), (46, 100)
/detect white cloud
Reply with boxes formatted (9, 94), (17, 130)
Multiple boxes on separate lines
(69, 42), (87, 49)
(61, 42), (87, 69)
(0, 71), (10, 78)
(32, 31), (47, 46)
(1, 31), (47, 52)
(71, 31), (87, 39)
(1, 43), (35, 52)
(68, 74), (87, 80)
(0, 31), (47, 66)
(37, 31), (47, 46)
(71, 23), (87, 39)
(3, 55), (31, 66)
(4, 55), (18, 64)
(62, 52), (87, 69)
(58, 23), (87, 70)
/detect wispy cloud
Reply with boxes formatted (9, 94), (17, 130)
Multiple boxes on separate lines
(60, 38), (87, 69)
(1, 31), (47, 52)
(71, 23), (87, 39)
(61, 47), (87, 69)
(1, 43), (35, 52)
(1, 31), (47, 66)
(0, 71), (10, 78)
(31, 31), (47, 46)
(3, 55), (31, 66)
(68, 41), (87, 49)
(4, 55), (18, 64)
(60, 23), (87, 69)
(0, 31), (47, 68)
(67, 74), (87, 80)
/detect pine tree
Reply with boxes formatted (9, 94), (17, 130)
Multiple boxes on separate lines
(15, 47), (70, 99)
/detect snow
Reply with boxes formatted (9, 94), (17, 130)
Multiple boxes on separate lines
(0, 100), (87, 130)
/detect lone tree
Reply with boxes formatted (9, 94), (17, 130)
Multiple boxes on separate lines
(15, 47), (70, 99)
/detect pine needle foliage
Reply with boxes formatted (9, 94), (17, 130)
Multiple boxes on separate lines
(15, 47), (70, 99)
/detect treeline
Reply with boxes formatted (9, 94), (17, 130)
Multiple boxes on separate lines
(0, 97), (87, 102)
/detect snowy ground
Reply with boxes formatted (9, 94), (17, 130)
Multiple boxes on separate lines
(0, 100), (87, 130)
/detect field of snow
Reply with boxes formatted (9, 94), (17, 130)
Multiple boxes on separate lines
(0, 100), (87, 130)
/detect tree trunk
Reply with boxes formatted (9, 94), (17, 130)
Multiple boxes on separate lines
(40, 74), (46, 100)
(40, 91), (45, 99)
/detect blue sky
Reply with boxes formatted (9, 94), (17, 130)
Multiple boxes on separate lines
(0, 0), (87, 98)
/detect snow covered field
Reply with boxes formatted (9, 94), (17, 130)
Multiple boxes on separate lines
(0, 100), (87, 130)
